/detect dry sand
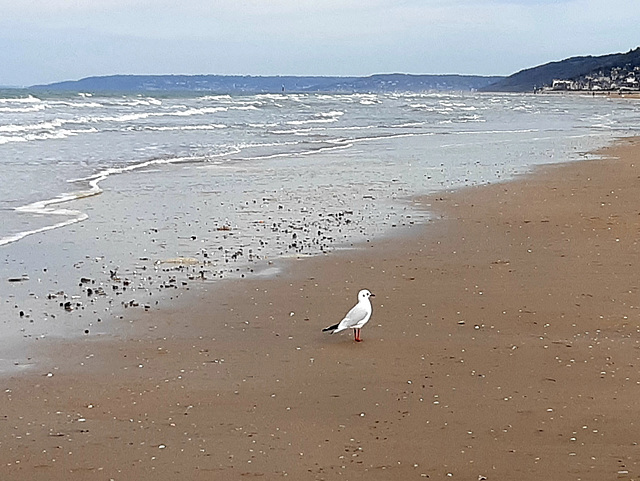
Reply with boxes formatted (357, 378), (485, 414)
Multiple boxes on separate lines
(2, 137), (640, 480)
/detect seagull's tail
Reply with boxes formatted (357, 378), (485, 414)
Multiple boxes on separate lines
(322, 322), (340, 333)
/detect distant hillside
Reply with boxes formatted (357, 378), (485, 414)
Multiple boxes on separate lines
(327, 74), (503, 92)
(485, 48), (640, 92)
(30, 75), (350, 93)
(29, 73), (503, 94)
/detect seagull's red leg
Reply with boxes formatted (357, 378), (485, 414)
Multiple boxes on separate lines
(354, 329), (357, 341)
(355, 328), (362, 342)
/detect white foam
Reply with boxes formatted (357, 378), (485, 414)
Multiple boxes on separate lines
(166, 106), (228, 116)
(109, 98), (161, 107)
(0, 149), (227, 247)
(286, 118), (337, 126)
(235, 140), (303, 150)
(0, 118), (67, 133)
(285, 110), (344, 126)
(69, 154), (207, 189)
(145, 124), (227, 131)
(0, 126), (99, 143)
(0, 104), (46, 113)
(0, 192), (93, 247)
(0, 216), (87, 247)
(0, 135), (27, 145)
(316, 110), (345, 118)
(391, 122), (427, 128)
(199, 95), (233, 101)
(330, 125), (377, 131)
(0, 95), (41, 104)
(47, 100), (103, 108)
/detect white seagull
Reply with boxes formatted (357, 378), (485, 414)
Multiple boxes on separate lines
(322, 289), (375, 342)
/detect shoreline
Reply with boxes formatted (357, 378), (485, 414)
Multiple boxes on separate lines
(2, 137), (640, 479)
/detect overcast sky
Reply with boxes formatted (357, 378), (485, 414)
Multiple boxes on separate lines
(0, 0), (638, 86)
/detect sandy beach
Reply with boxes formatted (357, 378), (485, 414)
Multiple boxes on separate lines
(2, 136), (640, 480)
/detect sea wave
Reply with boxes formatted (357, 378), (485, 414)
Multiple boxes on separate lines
(286, 111), (344, 126)
(0, 214), (89, 247)
(24, 128), (99, 141)
(77, 106), (230, 123)
(0, 103), (233, 144)
(236, 139), (353, 161)
(316, 110), (345, 118)
(46, 100), (104, 109)
(103, 97), (162, 107)
(247, 122), (279, 128)
(230, 105), (260, 111)
(198, 95), (233, 102)
(165, 106), (229, 116)
(144, 124), (228, 131)
(0, 127), (98, 143)
(0, 118), (67, 133)
(269, 127), (315, 135)
(0, 135), (27, 145)
(0, 150), (229, 247)
(0, 104), (46, 113)
(96, 112), (152, 122)
(0, 192), (93, 247)
(0, 95), (42, 104)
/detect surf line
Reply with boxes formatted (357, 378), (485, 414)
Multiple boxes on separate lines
(0, 151), (235, 248)
(0, 194), (92, 247)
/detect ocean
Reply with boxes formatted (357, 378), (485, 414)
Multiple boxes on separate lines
(1, 90), (639, 369)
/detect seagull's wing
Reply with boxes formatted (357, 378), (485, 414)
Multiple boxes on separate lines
(336, 302), (369, 331)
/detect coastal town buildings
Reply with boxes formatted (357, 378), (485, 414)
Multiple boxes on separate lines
(547, 65), (640, 92)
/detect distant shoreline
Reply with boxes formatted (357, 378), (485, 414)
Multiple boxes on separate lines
(23, 73), (505, 94)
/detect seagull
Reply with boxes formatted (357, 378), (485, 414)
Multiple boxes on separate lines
(322, 289), (375, 342)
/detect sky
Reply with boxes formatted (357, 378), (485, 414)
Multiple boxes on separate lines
(0, 0), (638, 87)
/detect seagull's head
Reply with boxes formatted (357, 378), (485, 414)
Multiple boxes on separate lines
(358, 289), (375, 301)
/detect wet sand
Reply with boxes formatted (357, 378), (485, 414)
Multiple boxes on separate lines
(2, 137), (640, 480)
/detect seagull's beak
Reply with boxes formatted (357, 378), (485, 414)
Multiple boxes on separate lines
(370, 293), (375, 297)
